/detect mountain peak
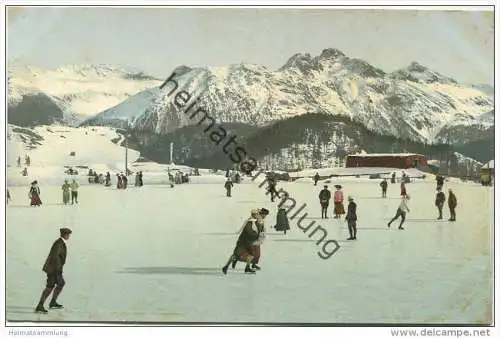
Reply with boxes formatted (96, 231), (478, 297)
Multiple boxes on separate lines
(389, 61), (457, 84)
(319, 48), (346, 60)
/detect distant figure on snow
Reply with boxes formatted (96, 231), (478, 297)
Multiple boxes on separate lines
(22, 167), (28, 177)
(29, 181), (42, 207)
(388, 195), (410, 230)
(274, 207), (290, 234)
(122, 175), (128, 189)
(62, 180), (71, 205)
(345, 196), (357, 240)
(314, 172), (320, 186)
(267, 176), (279, 202)
(391, 172), (396, 184)
(7, 189), (11, 204)
(224, 178), (233, 197)
(333, 185), (345, 219)
(135, 173), (141, 187)
(436, 174), (445, 191)
(319, 185), (331, 219)
(435, 188), (446, 220)
(400, 180), (407, 197)
(17, 156), (21, 167)
(448, 189), (457, 222)
(138, 172), (143, 186)
(25, 154), (31, 166)
(105, 172), (111, 187)
(70, 180), (79, 205)
(380, 178), (388, 198)
(117, 174), (123, 189)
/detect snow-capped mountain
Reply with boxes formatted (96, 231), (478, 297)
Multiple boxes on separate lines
(83, 48), (493, 144)
(7, 62), (162, 126)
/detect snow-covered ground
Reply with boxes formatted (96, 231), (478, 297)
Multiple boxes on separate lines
(5, 178), (493, 324)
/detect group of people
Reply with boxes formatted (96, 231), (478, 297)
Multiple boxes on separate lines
(61, 180), (80, 205)
(318, 185), (358, 239)
(17, 154), (31, 167)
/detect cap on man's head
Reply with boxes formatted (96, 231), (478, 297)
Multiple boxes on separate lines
(60, 227), (72, 236)
(348, 196), (353, 201)
(324, 185), (328, 188)
(259, 208), (270, 216)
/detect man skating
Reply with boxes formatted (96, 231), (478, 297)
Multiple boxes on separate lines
(388, 195), (410, 230)
(435, 188), (446, 220)
(224, 178), (233, 197)
(380, 178), (388, 198)
(70, 180), (79, 204)
(314, 172), (320, 186)
(318, 185), (331, 219)
(35, 228), (72, 313)
(222, 208), (269, 274)
(345, 196), (357, 240)
(448, 189), (457, 221)
(62, 180), (71, 205)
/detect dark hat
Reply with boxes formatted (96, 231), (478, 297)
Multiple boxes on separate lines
(31, 180), (38, 185)
(60, 227), (72, 236)
(324, 185), (328, 188)
(335, 185), (342, 189)
(259, 208), (270, 216)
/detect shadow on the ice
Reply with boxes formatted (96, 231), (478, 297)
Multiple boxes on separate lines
(6, 305), (40, 314)
(7, 203), (67, 208)
(340, 226), (389, 230)
(118, 266), (224, 276)
(272, 238), (317, 242)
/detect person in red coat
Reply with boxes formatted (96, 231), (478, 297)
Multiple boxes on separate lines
(29, 181), (42, 206)
(333, 185), (345, 218)
(35, 228), (72, 313)
(448, 189), (457, 221)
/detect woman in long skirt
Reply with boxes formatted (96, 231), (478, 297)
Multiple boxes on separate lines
(29, 181), (42, 206)
(333, 185), (345, 218)
(274, 207), (290, 234)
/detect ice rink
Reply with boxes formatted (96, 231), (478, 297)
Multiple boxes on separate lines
(5, 178), (493, 324)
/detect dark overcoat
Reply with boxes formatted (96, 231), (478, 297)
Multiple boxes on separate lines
(42, 238), (67, 274)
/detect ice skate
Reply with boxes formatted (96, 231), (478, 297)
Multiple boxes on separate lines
(222, 266), (228, 275)
(398, 226), (404, 230)
(231, 259), (237, 269)
(244, 266), (256, 274)
(49, 301), (63, 309)
(251, 263), (261, 271)
(35, 305), (48, 313)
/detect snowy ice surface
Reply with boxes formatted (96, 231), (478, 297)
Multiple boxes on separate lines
(6, 179), (493, 324)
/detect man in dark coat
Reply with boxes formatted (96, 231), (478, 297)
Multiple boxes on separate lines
(222, 208), (269, 275)
(318, 185), (331, 219)
(224, 178), (233, 197)
(436, 175), (445, 191)
(380, 178), (388, 198)
(35, 228), (72, 313)
(391, 172), (396, 184)
(345, 196), (358, 240)
(313, 172), (320, 186)
(435, 188), (446, 220)
(448, 189), (457, 221)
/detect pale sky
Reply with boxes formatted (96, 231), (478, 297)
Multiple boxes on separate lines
(7, 7), (494, 85)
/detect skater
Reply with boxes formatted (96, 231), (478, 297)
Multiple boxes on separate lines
(388, 195), (410, 230)
(22, 167), (28, 177)
(70, 179), (79, 205)
(267, 176), (278, 202)
(400, 180), (407, 197)
(61, 180), (71, 205)
(122, 174), (128, 189)
(29, 181), (42, 206)
(25, 154), (31, 166)
(224, 178), (233, 197)
(274, 207), (290, 234)
(138, 171), (143, 187)
(448, 189), (457, 221)
(35, 227), (72, 313)
(222, 208), (269, 274)
(7, 189), (11, 204)
(168, 172), (175, 188)
(436, 174), (445, 191)
(333, 185), (345, 219)
(105, 172), (111, 186)
(135, 173), (140, 187)
(345, 196), (357, 240)
(435, 188), (446, 220)
(314, 172), (320, 186)
(17, 156), (21, 167)
(380, 178), (388, 198)
(391, 172), (396, 184)
(319, 185), (331, 219)
(116, 174), (123, 189)
(250, 209), (268, 271)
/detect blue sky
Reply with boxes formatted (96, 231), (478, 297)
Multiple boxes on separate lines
(7, 7), (494, 85)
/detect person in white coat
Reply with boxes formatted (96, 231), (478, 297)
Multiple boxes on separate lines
(388, 195), (410, 230)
